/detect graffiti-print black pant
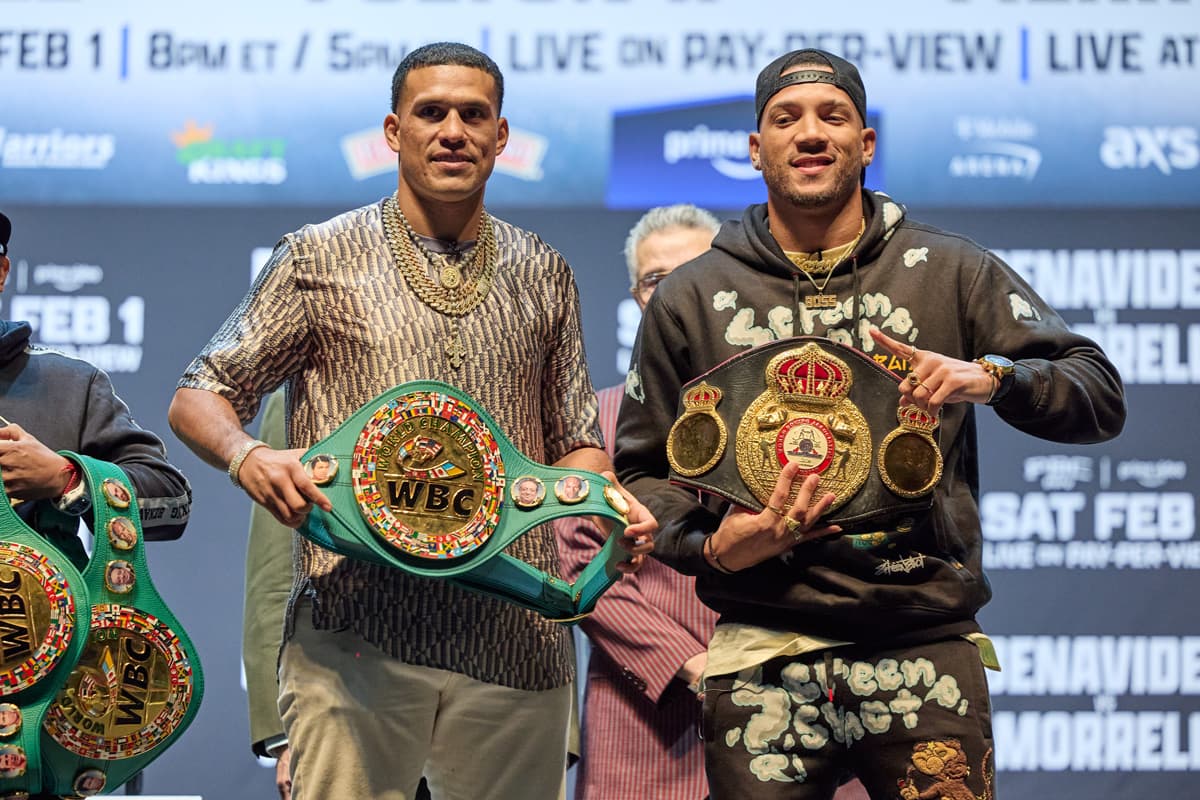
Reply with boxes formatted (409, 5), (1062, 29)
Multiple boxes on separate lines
(702, 637), (996, 800)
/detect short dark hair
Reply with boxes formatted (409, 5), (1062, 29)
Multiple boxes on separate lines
(0, 211), (11, 257)
(390, 42), (505, 114)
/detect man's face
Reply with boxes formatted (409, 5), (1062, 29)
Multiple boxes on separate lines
(564, 477), (581, 497)
(517, 480), (538, 503)
(633, 225), (714, 309)
(749, 68), (874, 214)
(385, 65), (509, 206)
(312, 460), (330, 481)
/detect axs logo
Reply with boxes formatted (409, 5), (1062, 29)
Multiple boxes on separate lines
(1099, 126), (1199, 175)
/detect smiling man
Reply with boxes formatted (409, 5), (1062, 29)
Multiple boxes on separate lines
(169, 42), (654, 800)
(615, 49), (1124, 799)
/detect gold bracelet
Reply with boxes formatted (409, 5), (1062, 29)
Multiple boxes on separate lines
(704, 534), (734, 574)
(228, 439), (268, 489)
(984, 374), (1000, 405)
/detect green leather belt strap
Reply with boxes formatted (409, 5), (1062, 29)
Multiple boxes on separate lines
(0, 471), (91, 798)
(299, 380), (631, 622)
(0, 455), (203, 798)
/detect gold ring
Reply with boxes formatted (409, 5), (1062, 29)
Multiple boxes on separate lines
(908, 345), (917, 359)
(766, 504), (785, 518)
(907, 372), (922, 387)
(784, 516), (805, 541)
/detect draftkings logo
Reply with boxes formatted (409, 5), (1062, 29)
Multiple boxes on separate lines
(171, 120), (287, 185)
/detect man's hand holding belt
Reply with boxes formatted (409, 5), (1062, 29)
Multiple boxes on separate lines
(702, 459), (843, 574)
(230, 442), (333, 529)
(594, 469), (656, 574)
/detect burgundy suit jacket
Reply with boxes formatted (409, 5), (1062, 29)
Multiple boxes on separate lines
(558, 384), (718, 800)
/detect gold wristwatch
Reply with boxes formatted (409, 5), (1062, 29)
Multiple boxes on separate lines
(975, 354), (1015, 405)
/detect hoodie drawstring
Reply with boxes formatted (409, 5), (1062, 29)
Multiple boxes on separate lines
(793, 273), (803, 332)
(850, 256), (862, 345)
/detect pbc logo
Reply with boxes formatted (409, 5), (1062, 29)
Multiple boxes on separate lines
(1099, 126), (1199, 175)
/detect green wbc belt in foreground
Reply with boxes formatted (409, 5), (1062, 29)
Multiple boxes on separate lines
(299, 380), (631, 623)
(0, 454), (203, 798)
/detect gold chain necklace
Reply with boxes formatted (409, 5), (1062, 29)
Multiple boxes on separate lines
(382, 195), (498, 318)
(786, 218), (866, 310)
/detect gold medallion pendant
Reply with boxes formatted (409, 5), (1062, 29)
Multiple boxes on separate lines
(43, 604), (197, 759)
(735, 343), (871, 513)
(439, 263), (462, 289)
(352, 391), (504, 560)
(381, 196), (499, 372)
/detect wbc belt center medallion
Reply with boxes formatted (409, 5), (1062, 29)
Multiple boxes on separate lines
(0, 543), (77, 695)
(736, 344), (871, 512)
(44, 604), (196, 759)
(352, 391), (504, 560)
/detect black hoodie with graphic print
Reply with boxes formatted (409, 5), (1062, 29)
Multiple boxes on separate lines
(616, 190), (1125, 645)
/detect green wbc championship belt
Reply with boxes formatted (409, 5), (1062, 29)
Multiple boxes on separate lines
(34, 455), (203, 798)
(0, 467), (92, 799)
(299, 381), (632, 622)
(666, 337), (943, 536)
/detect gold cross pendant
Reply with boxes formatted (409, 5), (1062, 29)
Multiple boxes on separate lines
(445, 331), (467, 370)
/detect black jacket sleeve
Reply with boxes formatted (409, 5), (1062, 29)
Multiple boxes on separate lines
(965, 251), (1126, 443)
(81, 368), (192, 540)
(614, 293), (724, 576)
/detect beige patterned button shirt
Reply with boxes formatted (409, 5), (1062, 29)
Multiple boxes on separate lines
(180, 198), (602, 690)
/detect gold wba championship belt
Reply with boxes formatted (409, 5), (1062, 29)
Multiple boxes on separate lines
(667, 337), (942, 534)
(299, 380), (632, 622)
(0, 455), (202, 799)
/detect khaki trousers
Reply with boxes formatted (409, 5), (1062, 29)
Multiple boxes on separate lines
(280, 605), (572, 800)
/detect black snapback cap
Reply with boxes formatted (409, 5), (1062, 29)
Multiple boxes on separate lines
(754, 49), (867, 127)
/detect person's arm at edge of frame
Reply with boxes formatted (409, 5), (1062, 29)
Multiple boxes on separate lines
(168, 387), (330, 529)
(613, 288), (717, 576)
(241, 390), (294, 800)
(82, 366), (193, 540)
(541, 249), (654, 568)
(556, 514), (708, 701)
